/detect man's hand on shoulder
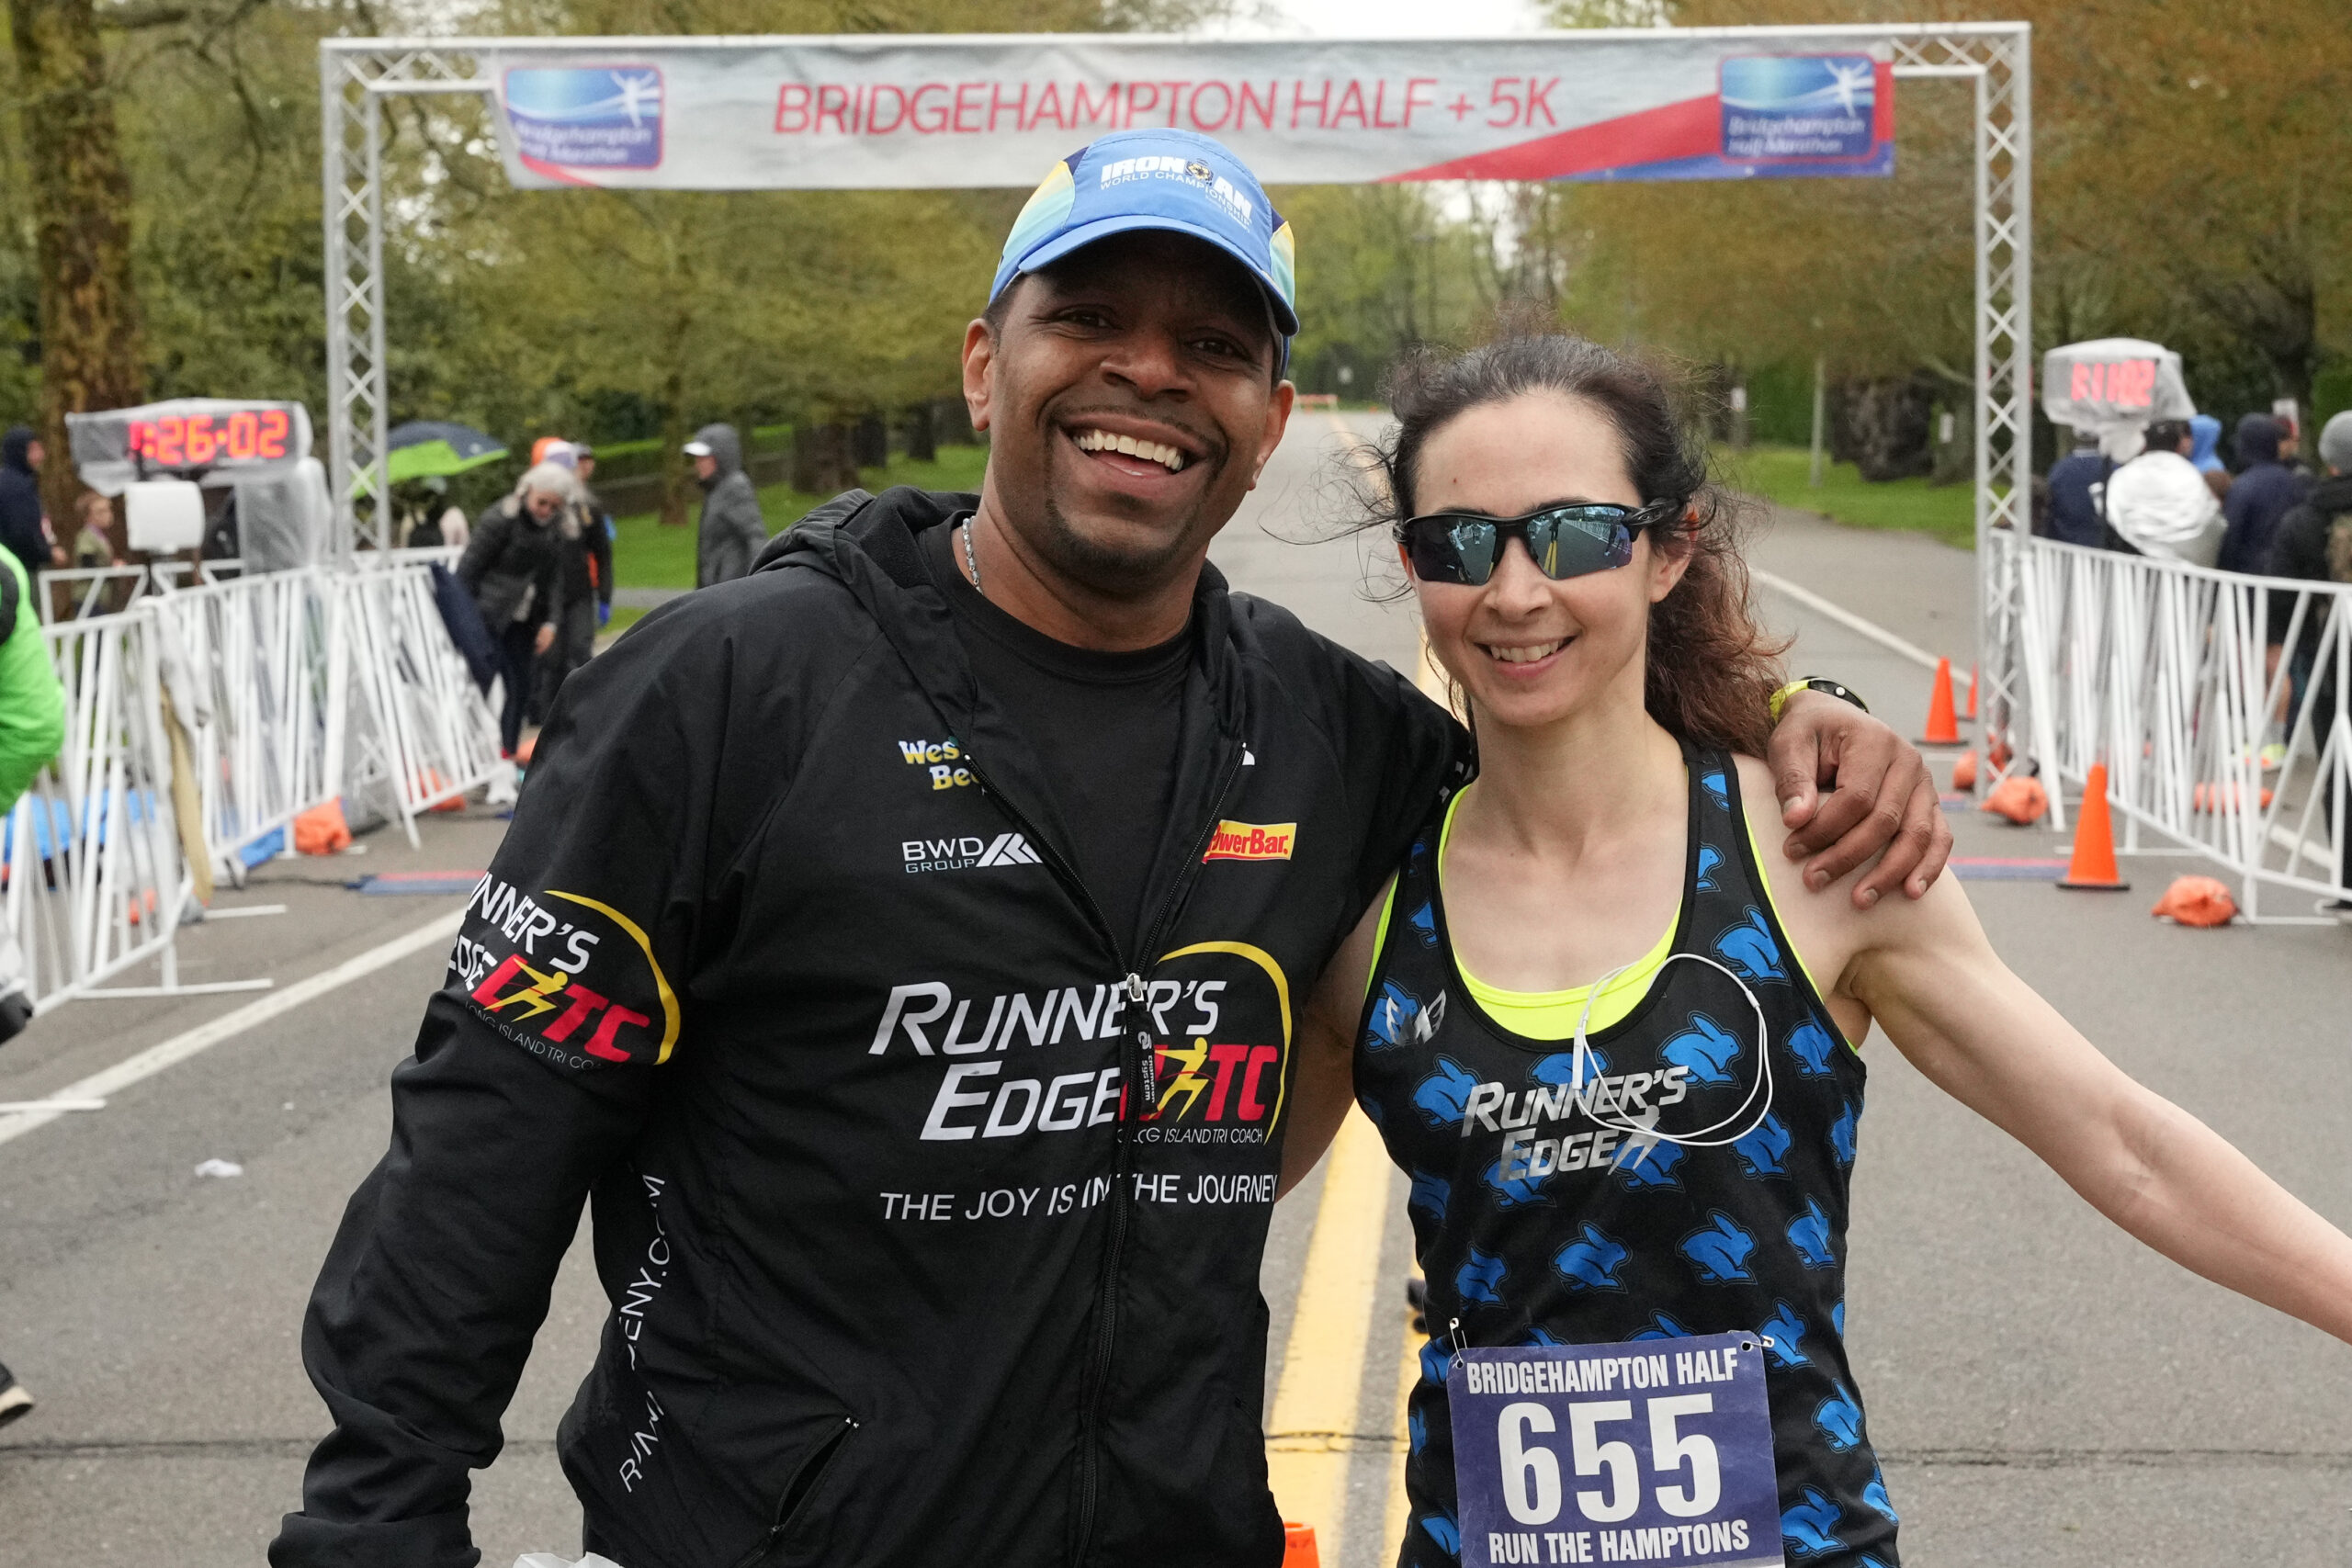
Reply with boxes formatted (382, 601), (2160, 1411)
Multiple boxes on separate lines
(1766, 689), (1951, 909)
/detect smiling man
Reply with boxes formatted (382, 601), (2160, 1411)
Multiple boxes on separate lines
(273, 131), (1948, 1568)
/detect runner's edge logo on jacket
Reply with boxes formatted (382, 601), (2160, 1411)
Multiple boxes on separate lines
(277, 486), (1465, 1568)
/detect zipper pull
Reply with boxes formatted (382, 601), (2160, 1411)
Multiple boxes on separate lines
(1124, 975), (1159, 1109)
(1136, 1030), (1159, 1110)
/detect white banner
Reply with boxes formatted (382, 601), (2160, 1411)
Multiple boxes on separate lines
(481, 34), (1894, 190)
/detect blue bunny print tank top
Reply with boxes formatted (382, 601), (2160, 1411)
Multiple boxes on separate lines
(1355, 745), (1898, 1568)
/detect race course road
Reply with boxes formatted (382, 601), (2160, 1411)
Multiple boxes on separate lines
(4, 411), (2346, 1567)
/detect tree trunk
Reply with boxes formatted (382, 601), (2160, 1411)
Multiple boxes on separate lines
(852, 412), (888, 470)
(792, 422), (858, 495)
(8, 0), (145, 528)
(1831, 377), (1934, 482)
(656, 300), (692, 527)
(933, 395), (979, 446)
(1928, 397), (1973, 489)
(902, 403), (935, 463)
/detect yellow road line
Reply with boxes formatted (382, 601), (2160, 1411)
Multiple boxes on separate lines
(1266, 1106), (1395, 1558)
(1385, 1303), (1426, 1556)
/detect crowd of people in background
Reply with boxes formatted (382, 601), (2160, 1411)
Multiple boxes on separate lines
(2041, 406), (2352, 608)
(437, 425), (765, 759)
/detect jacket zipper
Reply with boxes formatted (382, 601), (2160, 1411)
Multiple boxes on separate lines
(1057, 744), (1248, 1565)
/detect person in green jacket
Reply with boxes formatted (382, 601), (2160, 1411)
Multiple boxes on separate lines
(0, 541), (62, 1428)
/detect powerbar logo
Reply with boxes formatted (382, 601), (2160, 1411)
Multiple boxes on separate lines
(904, 832), (1042, 874)
(1203, 820), (1295, 863)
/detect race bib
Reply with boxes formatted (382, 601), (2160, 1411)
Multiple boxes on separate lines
(1446, 1331), (1782, 1568)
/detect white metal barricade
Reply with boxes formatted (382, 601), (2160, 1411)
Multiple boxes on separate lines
(37, 565), (150, 625)
(1, 611), (246, 1011)
(6, 555), (499, 1013)
(336, 559), (502, 846)
(2012, 536), (2350, 920)
(144, 569), (337, 876)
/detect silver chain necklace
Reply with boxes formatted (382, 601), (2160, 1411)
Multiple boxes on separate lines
(960, 517), (983, 592)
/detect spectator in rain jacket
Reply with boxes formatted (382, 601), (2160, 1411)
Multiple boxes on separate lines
(458, 462), (571, 756)
(2188, 413), (2231, 502)
(2221, 413), (2309, 575)
(533, 445), (614, 722)
(0, 542), (63, 1433)
(0, 426), (57, 575)
(2104, 419), (2226, 567)
(0, 545), (63, 824)
(2043, 428), (2109, 547)
(685, 423), (765, 587)
(2266, 412), (2352, 874)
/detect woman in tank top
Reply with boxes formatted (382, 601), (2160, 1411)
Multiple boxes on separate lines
(1278, 337), (2352, 1568)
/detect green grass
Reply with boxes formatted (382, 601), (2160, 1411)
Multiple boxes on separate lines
(1718, 444), (1976, 550)
(611, 446), (991, 590)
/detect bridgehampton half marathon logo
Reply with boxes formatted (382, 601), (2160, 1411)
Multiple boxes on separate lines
(1719, 54), (1878, 163)
(502, 66), (664, 183)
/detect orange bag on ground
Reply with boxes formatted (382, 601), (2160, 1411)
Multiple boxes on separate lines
(1950, 749), (1979, 791)
(1979, 774), (2047, 825)
(2152, 875), (2236, 927)
(294, 798), (353, 856)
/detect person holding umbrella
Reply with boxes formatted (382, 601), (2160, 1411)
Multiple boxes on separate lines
(387, 420), (507, 548)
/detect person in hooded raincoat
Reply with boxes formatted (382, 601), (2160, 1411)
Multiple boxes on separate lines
(685, 423), (766, 587)
(0, 426), (58, 576)
(0, 538), (62, 1430)
(2221, 413), (2311, 575)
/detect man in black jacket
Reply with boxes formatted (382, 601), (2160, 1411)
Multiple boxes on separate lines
(274, 130), (1948, 1568)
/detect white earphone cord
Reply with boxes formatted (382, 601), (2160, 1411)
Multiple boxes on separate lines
(1566, 951), (1778, 1150)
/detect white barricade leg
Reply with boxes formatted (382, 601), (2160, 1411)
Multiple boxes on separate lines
(2008, 536), (2352, 922)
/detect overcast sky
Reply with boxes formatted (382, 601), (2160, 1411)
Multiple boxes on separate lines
(1201, 0), (1544, 38)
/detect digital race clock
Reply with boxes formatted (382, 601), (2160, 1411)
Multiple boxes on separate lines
(66, 398), (312, 493)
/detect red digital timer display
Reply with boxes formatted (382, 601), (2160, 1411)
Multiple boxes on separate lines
(129, 409), (292, 468)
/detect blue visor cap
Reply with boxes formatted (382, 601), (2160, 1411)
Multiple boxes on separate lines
(990, 130), (1299, 341)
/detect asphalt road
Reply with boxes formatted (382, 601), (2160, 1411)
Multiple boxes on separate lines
(3, 411), (2347, 1567)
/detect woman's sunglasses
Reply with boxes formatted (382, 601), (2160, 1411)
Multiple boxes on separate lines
(1396, 500), (1680, 587)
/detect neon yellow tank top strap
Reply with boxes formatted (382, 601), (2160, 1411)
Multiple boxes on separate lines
(1442, 788), (1676, 1040)
(1364, 765), (1852, 1052)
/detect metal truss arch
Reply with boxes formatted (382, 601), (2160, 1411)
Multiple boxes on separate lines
(321, 24), (2030, 736)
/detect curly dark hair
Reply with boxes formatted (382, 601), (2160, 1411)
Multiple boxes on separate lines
(1363, 335), (1788, 755)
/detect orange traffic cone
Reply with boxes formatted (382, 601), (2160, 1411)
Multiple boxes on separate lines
(1919, 657), (1962, 744)
(1283, 1522), (1321, 1568)
(2058, 761), (2130, 890)
(1964, 664), (1979, 720)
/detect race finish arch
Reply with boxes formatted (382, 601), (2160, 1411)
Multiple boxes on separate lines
(321, 23), (2030, 737)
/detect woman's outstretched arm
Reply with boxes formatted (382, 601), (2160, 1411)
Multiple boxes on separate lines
(1847, 880), (2352, 1345)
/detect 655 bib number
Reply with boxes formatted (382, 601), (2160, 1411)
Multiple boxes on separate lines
(1446, 1332), (1782, 1567)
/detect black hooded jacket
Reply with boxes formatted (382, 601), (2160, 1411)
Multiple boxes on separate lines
(272, 486), (1464, 1568)
(0, 426), (47, 573)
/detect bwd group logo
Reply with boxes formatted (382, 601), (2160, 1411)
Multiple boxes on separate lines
(1719, 55), (1878, 163)
(503, 66), (664, 181)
